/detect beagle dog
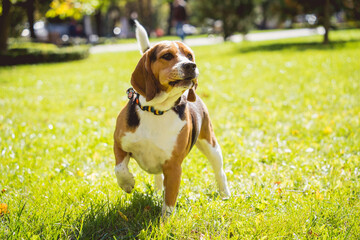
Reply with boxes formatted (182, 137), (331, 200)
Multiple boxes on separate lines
(114, 21), (230, 217)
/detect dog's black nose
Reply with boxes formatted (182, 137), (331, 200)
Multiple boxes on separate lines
(183, 62), (196, 71)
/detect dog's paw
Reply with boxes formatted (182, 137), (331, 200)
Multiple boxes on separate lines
(115, 165), (135, 193)
(118, 175), (135, 193)
(220, 186), (231, 199)
(161, 204), (174, 219)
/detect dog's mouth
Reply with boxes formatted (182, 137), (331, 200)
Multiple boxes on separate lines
(169, 76), (196, 87)
(169, 80), (182, 86)
(184, 76), (194, 81)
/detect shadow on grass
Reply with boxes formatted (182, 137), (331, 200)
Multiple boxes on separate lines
(238, 39), (360, 53)
(75, 190), (162, 239)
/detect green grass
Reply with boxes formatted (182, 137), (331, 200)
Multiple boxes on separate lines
(1, 29), (360, 239)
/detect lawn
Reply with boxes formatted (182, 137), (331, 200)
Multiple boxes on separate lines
(1, 29), (360, 239)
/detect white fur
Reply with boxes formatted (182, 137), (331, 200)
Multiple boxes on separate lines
(196, 139), (231, 198)
(162, 204), (174, 217)
(173, 61), (200, 79)
(114, 154), (135, 193)
(121, 108), (186, 174)
(154, 174), (164, 192)
(134, 20), (150, 54)
(139, 88), (186, 112)
(172, 42), (199, 80)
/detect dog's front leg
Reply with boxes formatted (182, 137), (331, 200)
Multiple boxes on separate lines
(154, 174), (164, 192)
(114, 142), (135, 193)
(162, 160), (182, 217)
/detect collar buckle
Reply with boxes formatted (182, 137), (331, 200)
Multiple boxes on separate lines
(127, 88), (135, 99)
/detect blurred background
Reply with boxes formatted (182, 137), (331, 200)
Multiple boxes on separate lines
(0, 0), (359, 62)
(1, 1), (360, 238)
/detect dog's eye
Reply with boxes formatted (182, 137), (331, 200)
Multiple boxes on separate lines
(161, 53), (174, 61)
(187, 54), (193, 61)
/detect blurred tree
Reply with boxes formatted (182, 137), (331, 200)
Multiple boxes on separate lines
(26, 0), (36, 39)
(191, 0), (258, 40)
(1, 0), (53, 52)
(342, 0), (360, 25)
(0, 0), (12, 53)
(16, 0), (52, 39)
(10, 0), (37, 39)
(257, 0), (360, 43)
(46, 0), (155, 36)
(258, 0), (299, 29)
(46, 0), (124, 37)
(288, 0), (344, 44)
(166, 0), (172, 35)
(45, 0), (100, 20)
(8, 2), (27, 36)
(92, 0), (122, 37)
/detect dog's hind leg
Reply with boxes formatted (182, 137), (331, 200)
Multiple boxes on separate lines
(196, 139), (230, 198)
(196, 117), (230, 198)
(114, 142), (135, 193)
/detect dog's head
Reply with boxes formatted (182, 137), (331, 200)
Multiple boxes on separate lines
(131, 41), (199, 102)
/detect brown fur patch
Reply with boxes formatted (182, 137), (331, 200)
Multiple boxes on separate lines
(162, 161), (182, 207)
(187, 88), (196, 102)
(162, 108), (193, 207)
(113, 103), (137, 165)
(114, 142), (128, 165)
(131, 46), (162, 101)
(198, 114), (217, 148)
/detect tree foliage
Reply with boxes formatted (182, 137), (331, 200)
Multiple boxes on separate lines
(191, 0), (258, 39)
(45, 0), (100, 20)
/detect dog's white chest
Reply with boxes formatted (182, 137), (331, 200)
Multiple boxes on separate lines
(121, 109), (186, 174)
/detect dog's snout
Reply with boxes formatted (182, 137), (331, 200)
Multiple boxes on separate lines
(183, 62), (196, 71)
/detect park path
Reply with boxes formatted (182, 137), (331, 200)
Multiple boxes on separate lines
(90, 27), (325, 54)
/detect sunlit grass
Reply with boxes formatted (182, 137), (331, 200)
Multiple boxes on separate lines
(1, 29), (359, 239)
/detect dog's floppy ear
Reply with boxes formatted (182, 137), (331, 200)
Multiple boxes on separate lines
(131, 47), (160, 102)
(187, 83), (197, 102)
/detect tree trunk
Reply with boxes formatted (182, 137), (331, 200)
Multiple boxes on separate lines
(95, 10), (103, 37)
(0, 0), (11, 53)
(167, 2), (173, 35)
(221, 9), (231, 41)
(138, 0), (144, 21)
(259, 1), (269, 30)
(323, 0), (330, 44)
(222, 19), (231, 40)
(146, 0), (152, 30)
(26, 0), (37, 40)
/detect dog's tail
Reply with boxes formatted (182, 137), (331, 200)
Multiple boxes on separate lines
(134, 20), (150, 55)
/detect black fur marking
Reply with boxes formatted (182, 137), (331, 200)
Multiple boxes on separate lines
(127, 99), (140, 128)
(172, 97), (186, 120)
(149, 46), (158, 62)
(189, 113), (198, 152)
(174, 97), (181, 106)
